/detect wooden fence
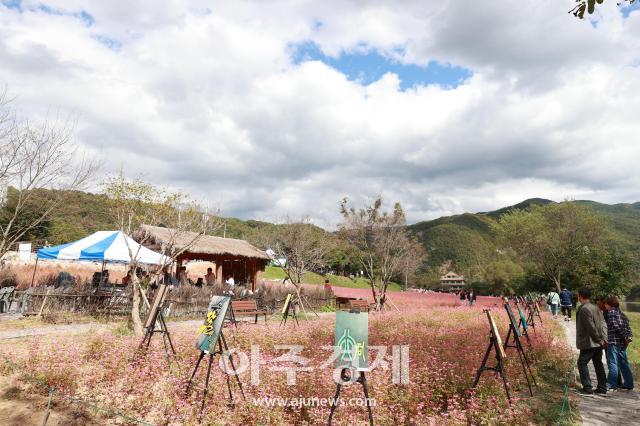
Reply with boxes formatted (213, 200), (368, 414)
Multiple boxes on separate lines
(10, 285), (331, 319)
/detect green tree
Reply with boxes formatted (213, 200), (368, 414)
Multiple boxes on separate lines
(497, 202), (609, 293)
(483, 259), (525, 296)
(577, 248), (634, 299)
(570, 0), (635, 19)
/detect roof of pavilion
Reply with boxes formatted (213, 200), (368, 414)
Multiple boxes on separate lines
(140, 224), (269, 260)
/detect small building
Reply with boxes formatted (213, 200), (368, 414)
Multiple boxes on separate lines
(140, 224), (270, 291)
(440, 272), (466, 293)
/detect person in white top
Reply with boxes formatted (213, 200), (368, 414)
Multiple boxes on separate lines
(546, 289), (561, 318)
(225, 275), (235, 290)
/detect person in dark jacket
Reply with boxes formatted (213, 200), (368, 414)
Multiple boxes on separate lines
(603, 296), (634, 392)
(459, 289), (466, 306)
(575, 287), (607, 396)
(560, 288), (573, 321)
(468, 289), (477, 306)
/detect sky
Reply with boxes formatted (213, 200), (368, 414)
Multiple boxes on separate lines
(1, 0), (640, 226)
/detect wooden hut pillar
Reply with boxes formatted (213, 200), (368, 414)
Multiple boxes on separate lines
(215, 256), (223, 285)
(250, 258), (259, 292)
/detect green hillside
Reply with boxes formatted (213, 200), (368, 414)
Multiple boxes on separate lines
(408, 198), (640, 288)
(262, 266), (402, 291)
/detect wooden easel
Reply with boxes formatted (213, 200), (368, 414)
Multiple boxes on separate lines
(139, 287), (176, 365)
(525, 299), (542, 332)
(139, 308), (177, 361)
(280, 296), (299, 327)
(472, 310), (511, 402)
(327, 368), (374, 426)
(528, 294), (543, 324)
(225, 303), (239, 329)
(185, 331), (246, 413)
(503, 305), (536, 396)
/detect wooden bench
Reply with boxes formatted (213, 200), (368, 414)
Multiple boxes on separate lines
(335, 296), (357, 310)
(0, 286), (15, 313)
(348, 299), (371, 313)
(231, 300), (268, 324)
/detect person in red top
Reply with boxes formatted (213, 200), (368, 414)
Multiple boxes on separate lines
(324, 279), (333, 296)
(122, 270), (132, 286)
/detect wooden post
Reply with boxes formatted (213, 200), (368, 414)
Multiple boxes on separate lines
(215, 257), (223, 285)
(251, 259), (259, 292)
(29, 257), (39, 288)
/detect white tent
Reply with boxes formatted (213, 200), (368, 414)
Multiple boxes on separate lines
(37, 231), (168, 265)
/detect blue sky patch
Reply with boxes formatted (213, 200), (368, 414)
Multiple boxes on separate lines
(1, 1), (94, 26)
(92, 34), (122, 50)
(621, 1), (640, 18)
(1, 0), (22, 11)
(291, 41), (471, 90)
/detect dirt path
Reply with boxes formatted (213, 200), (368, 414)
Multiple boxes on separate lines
(561, 319), (640, 425)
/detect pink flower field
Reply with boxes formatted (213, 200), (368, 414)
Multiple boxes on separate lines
(0, 292), (573, 425)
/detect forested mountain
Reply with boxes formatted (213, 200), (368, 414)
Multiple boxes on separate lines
(4, 188), (640, 292)
(407, 198), (640, 289)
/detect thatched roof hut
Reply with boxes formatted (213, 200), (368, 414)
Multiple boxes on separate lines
(140, 224), (269, 290)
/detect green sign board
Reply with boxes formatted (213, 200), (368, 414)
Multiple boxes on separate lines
(335, 311), (368, 371)
(195, 296), (231, 353)
(517, 304), (528, 331)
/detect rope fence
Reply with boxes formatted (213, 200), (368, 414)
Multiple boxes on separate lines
(556, 357), (576, 425)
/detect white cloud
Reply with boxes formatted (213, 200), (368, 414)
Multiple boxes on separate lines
(0, 0), (639, 226)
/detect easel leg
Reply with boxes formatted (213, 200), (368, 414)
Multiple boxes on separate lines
(494, 340), (511, 403)
(159, 314), (177, 355)
(327, 379), (343, 425)
(516, 335), (537, 387)
(200, 354), (215, 413)
(161, 332), (171, 365)
(515, 340), (533, 396)
(473, 341), (493, 388)
(357, 372), (374, 426)
(221, 333), (246, 401)
(185, 351), (206, 396)
(504, 326), (513, 348)
(218, 339), (234, 406)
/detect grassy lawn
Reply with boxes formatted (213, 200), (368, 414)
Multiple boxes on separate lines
(625, 312), (640, 369)
(261, 266), (403, 291)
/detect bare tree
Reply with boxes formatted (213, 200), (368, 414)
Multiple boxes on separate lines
(265, 217), (330, 295)
(103, 173), (222, 336)
(0, 92), (94, 261)
(339, 197), (425, 310)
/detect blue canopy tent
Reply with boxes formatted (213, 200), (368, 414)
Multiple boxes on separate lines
(31, 231), (168, 287)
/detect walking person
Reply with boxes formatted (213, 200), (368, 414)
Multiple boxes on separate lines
(459, 289), (467, 306)
(560, 288), (573, 321)
(603, 296), (634, 392)
(547, 288), (560, 319)
(468, 288), (476, 306)
(575, 287), (608, 396)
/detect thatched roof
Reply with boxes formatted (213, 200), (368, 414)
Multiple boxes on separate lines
(140, 224), (269, 260)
